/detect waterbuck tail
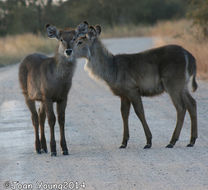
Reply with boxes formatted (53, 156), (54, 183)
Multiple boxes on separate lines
(19, 61), (28, 95)
(184, 50), (198, 92)
(189, 52), (198, 92)
(192, 67), (198, 92)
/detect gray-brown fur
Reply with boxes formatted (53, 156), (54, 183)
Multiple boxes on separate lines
(19, 24), (76, 156)
(73, 22), (198, 149)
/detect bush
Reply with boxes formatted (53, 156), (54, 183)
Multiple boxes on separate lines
(0, 0), (188, 36)
(187, 0), (208, 38)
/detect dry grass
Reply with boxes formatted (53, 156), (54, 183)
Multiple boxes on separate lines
(102, 24), (152, 38)
(151, 20), (208, 80)
(103, 20), (208, 79)
(1, 21), (207, 80)
(0, 34), (56, 67)
(0, 26), (151, 67)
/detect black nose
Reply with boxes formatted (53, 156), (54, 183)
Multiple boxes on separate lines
(65, 49), (72, 56)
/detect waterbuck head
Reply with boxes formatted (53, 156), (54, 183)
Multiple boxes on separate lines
(72, 22), (102, 59)
(46, 24), (76, 60)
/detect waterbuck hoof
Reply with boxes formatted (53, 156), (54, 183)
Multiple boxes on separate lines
(36, 149), (41, 154)
(119, 144), (127, 149)
(144, 144), (152, 149)
(51, 152), (57, 157)
(187, 143), (194, 147)
(62, 150), (69, 155)
(166, 144), (174, 148)
(41, 149), (48, 153)
(187, 138), (196, 147)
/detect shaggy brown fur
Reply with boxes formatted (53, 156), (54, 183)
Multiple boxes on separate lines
(19, 24), (76, 156)
(72, 22), (198, 149)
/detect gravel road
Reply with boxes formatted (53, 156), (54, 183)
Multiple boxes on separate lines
(0, 37), (208, 190)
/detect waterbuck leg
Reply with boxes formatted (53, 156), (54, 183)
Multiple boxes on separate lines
(166, 93), (186, 148)
(44, 100), (56, 156)
(184, 92), (198, 147)
(131, 96), (152, 149)
(25, 98), (41, 154)
(57, 100), (68, 155)
(120, 96), (131, 149)
(38, 102), (47, 153)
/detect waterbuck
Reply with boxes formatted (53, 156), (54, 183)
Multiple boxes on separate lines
(72, 22), (198, 149)
(19, 24), (76, 156)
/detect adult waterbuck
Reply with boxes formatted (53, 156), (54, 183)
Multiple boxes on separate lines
(19, 24), (76, 156)
(72, 22), (198, 149)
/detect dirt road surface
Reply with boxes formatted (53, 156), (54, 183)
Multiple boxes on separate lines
(0, 38), (208, 190)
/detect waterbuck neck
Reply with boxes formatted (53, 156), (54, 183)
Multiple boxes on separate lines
(54, 50), (76, 79)
(86, 39), (116, 84)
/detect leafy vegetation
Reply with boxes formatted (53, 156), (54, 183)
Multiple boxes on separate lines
(187, 0), (208, 38)
(0, 0), (187, 36)
(0, 34), (56, 66)
(152, 20), (208, 79)
(0, 0), (208, 79)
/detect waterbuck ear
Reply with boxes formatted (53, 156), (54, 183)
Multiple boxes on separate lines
(87, 26), (97, 40)
(95, 25), (101, 35)
(46, 24), (60, 39)
(76, 21), (89, 37)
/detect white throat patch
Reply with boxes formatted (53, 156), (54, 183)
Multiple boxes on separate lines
(58, 44), (65, 56)
(87, 48), (91, 59)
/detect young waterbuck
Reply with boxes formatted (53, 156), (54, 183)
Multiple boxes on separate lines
(19, 24), (76, 156)
(72, 22), (198, 149)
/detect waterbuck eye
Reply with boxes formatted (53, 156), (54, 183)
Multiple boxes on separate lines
(60, 39), (63, 42)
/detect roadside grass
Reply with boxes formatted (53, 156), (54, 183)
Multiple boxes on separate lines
(0, 20), (207, 80)
(0, 26), (151, 67)
(151, 19), (208, 80)
(101, 24), (152, 38)
(0, 34), (56, 67)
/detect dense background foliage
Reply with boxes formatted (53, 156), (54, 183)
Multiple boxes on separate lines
(0, 0), (189, 36)
(0, 0), (208, 78)
(187, 0), (208, 37)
